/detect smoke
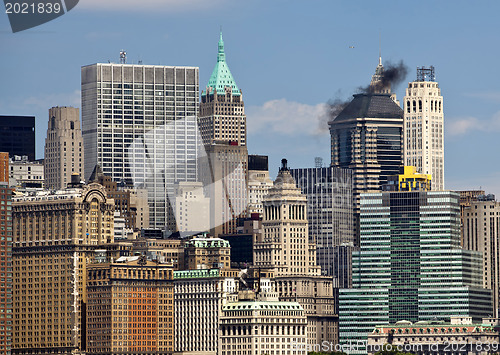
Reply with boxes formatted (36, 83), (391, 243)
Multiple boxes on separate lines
(358, 60), (408, 93)
(315, 91), (351, 134)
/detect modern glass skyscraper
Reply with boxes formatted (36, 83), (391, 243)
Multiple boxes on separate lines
(0, 115), (35, 161)
(81, 63), (200, 230)
(338, 190), (492, 354)
(290, 166), (354, 287)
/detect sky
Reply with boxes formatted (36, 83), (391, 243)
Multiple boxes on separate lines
(1, 0), (499, 194)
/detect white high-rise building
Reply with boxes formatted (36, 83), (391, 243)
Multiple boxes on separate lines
(403, 66), (444, 190)
(81, 62), (200, 230)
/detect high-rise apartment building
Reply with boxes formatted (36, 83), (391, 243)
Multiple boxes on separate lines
(290, 166), (353, 287)
(339, 187), (492, 353)
(44, 106), (84, 190)
(81, 62), (200, 230)
(199, 32), (248, 236)
(0, 116), (35, 161)
(252, 160), (338, 347)
(86, 257), (174, 354)
(11, 183), (115, 354)
(403, 66), (444, 190)
(463, 194), (500, 317)
(0, 182), (12, 355)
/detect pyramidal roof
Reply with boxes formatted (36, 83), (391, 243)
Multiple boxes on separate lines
(204, 31), (241, 96)
(332, 93), (403, 123)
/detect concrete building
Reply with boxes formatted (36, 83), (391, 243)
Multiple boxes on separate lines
(219, 299), (307, 355)
(253, 160), (338, 347)
(11, 183), (115, 354)
(86, 256), (174, 355)
(458, 189), (485, 247)
(81, 61), (200, 231)
(44, 107), (84, 190)
(247, 155), (273, 217)
(0, 116), (35, 161)
(290, 166), (354, 287)
(463, 194), (500, 317)
(173, 269), (238, 355)
(0, 182), (13, 355)
(367, 317), (500, 355)
(403, 66), (444, 190)
(9, 155), (44, 188)
(339, 187), (492, 354)
(183, 235), (231, 270)
(174, 181), (209, 235)
(199, 32), (248, 236)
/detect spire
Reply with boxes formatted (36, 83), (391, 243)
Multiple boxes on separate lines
(217, 30), (225, 63)
(204, 30), (241, 96)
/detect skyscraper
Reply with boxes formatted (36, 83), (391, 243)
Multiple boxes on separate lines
(338, 177), (492, 353)
(247, 155), (273, 217)
(199, 32), (248, 236)
(403, 66), (444, 190)
(290, 166), (354, 287)
(44, 106), (84, 189)
(463, 194), (500, 317)
(0, 182), (12, 355)
(81, 62), (200, 230)
(0, 115), (35, 161)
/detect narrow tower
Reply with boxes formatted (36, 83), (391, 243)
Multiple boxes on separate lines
(199, 31), (248, 236)
(403, 66), (444, 190)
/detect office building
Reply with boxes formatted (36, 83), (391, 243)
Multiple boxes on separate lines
(403, 66), (444, 190)
(290, 166), (354, 286)
(11, 182), (115, 354)
(44, 106), (84, 190)
(0, 182), (12, 355)
(252, 160), (338, 346)
(0, 116), (35, 161)
(86, 256), (174, 355)
(383, 165), (431, 192)
(174, 181), (209, 235)
(219, 298), (307, 355)
(329, 91), (403, 244)
(81, 62), (200, 230)
(367, 317), (500, 355)
(199, 32), (248, 236)
(247, 155), (273, 217)
(183, 235), (231, 270)
(339, 186), (492, 354)
(458, 189), (485, 246)
(9, 155), (44, 189)
(173, 269), (238, 355)
(463, 194), (500, 317)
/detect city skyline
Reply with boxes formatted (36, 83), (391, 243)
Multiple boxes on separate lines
(1, 1), (500, 195)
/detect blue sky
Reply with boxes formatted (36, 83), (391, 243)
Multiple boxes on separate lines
(1, 0), (499, 194)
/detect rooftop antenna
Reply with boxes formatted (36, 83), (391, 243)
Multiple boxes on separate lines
(119, 50), (127, 64)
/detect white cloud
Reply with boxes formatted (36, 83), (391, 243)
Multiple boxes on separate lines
(246, 99), (330, 136)
(78, 0), (228, 12)
(446, 111), (500, 137)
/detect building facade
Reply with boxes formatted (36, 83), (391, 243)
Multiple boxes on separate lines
(86, 257), (174, 354)
(219, 300), (307, 355)
(174, 181), (209, 235)
(183, 236), (231, 270)
(9, 156), (44, 189)
(247, 155), (273, 217)
(339, 190), (492, 354)
(199, 32), (248, 236)
(173, 269), (238, 355)
(11, 183), (115, 354)
(0, 182), (13, 355)
(290, 166), (354, 286)
(463, 194), (500, 317)
(44, 107), (84, 190)
(81, 62), (200, 230)
(253, 160), (338, 347)
(0, 116), (35, 161)
(0, 153), (8, 184)
(403, 66), (444, 190)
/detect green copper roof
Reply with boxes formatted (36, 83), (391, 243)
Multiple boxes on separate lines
(204, 31), (241, 96)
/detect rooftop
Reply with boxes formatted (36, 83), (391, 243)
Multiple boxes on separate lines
(331, 93), (403, 123)
(223, 301), (303, 311)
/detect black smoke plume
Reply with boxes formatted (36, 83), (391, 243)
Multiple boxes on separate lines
(358, 60), (408, 93)
(316, 95), (350, 134)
